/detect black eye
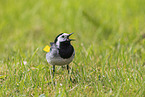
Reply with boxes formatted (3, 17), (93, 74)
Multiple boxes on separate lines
(62, 36), (64, 38)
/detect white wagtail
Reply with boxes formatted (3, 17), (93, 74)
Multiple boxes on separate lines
(45, 33), (75, 78)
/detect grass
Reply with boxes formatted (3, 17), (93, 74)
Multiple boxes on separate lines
(0, 0), (145, 96)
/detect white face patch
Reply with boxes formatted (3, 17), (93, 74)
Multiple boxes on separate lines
(56, 33), (69, 47)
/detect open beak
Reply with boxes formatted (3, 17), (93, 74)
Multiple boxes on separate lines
(69, 39), (75, 41)
(67, 32), (75, 41)
(68, 32), (74, 37)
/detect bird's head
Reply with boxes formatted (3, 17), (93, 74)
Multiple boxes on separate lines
(54, 33), (74, 47)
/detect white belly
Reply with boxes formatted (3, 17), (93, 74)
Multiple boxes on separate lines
(46, 51), (75, 66)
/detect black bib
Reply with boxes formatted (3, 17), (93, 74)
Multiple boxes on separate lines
(59, 41), (74, 59)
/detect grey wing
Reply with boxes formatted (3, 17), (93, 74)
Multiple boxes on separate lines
(49, 42), (56, 51)
(49, 43), (59, 57)
(46, 46), (59, 63)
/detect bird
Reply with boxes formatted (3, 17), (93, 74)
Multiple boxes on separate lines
(45, 33), (75, 79)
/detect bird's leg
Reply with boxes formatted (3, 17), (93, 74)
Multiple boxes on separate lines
(52, 65), (56, 86)
(67, 65), (69, 74)
(67, 65), (72, 81)
(53, 65), (55, 78)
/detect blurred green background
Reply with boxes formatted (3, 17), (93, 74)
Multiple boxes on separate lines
(0, 0), (145, 96)
(0, 0), (144, 57)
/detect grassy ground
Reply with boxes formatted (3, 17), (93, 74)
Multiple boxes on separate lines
(0, 0), (145, 96)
